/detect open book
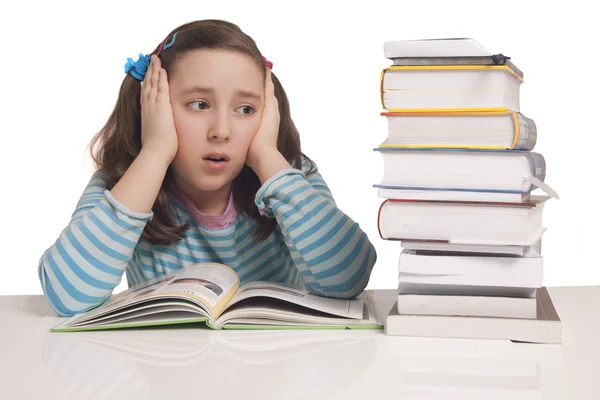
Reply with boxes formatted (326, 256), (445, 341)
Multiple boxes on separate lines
(51, 262), (383, 332)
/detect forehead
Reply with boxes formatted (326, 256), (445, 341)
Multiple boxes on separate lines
(169, 49), (263, 91)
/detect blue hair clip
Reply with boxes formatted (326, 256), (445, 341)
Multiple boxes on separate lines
(124, 53), (151, 81)
(124, 32), (178, 81)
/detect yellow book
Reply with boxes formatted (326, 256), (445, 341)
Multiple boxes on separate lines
(379, 65), (524, 112)
(378, 109), (537, 150)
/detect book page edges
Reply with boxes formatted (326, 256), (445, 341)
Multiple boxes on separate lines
(383, 65), (524, 82)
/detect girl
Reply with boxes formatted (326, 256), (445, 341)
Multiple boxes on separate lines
(38, 19), (377, 316)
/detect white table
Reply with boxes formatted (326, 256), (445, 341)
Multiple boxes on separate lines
(1, 287), (599, 399)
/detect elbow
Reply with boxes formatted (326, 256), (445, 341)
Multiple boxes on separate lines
(338, 228), (378, 299)
(47, 299), (79, 317)
(39, 268), (75, 316)
(38, 258), (107, 317)
(306, 240), (377, 300)
(335, 263), (374, 300)
(41, 281), (106, 317)
(39, 275), (79, 317)
(342, 239), (377, 299)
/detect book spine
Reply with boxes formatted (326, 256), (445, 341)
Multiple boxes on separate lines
(521, 151), (547, 193)
(529, 152), (546, 182)
(513, 113), (537, 150)
(390, 56), (524, 79)
(376, 199), (387, 240)
(380, 68), (388, 110)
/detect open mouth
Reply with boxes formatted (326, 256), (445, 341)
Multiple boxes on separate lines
(203, 152), (230, 162)
(204, 156), (227, 162)
(203, 153), (230, 170)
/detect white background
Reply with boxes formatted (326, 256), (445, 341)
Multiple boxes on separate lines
(1, 0), (597, 296)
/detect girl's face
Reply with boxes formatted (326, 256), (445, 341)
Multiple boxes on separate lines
(168, 49), (264, 200)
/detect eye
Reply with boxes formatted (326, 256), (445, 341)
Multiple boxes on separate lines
(187, 101), (209, 111)
(235, 105), (255, 115)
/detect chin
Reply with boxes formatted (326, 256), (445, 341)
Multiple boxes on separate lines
(193, 179), (231, 193)
(194, 171), (238, 191)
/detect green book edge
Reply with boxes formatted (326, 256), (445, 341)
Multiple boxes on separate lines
(50, 318), (210, 333)
(50, 317), (383, 333)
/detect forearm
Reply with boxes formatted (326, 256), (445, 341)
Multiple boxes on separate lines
(255, 170), (377, 298)
(39, 172), (153, 316)
(38, 201), (151, 316)
(111, 149), (171, 213)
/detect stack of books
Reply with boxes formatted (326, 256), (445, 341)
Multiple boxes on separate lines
(374, 38), (562, 343)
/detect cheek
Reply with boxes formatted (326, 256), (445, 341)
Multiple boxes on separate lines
(173, 112), (204, 148)
(170, 116), (201, 167)
(236, 117), (261, 148)
(240, 115), (260, 141)
(172, 109), (193, 138)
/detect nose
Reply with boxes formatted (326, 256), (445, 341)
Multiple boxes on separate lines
(208, 111), (230, 143)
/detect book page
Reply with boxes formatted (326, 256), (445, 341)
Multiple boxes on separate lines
(152, 262), (240, 319)
(70, 274), (182, 324)
(72, 262), (240, 325)
(222, 281), (364, 320)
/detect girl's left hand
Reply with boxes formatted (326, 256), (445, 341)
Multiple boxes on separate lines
(246, 68), (281, 171)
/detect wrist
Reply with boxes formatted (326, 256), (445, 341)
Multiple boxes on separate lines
(247, 148), (292, 184)
(247, 146), (278, 171)
(139, 147), (174, 170)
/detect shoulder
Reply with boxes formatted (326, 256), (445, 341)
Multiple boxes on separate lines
(77, 170), (109, 194)
(89, 169), (108, 184)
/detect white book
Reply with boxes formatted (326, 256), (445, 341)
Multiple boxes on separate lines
(397, 282), (538, 299)
(396, 294), (537, 319)
(377, 196), (548, 245)
(379, 110), (537, 150)
(399, 272), (542, 290)
(383, 38), (492, 58)
(378, 188), (532, 203)
(381, 65), (522, 111)
(400, 240), (541, 256)
(373, 149), (547, 194)
(398, 249), (544, 288)
(385, 287), (562, 344)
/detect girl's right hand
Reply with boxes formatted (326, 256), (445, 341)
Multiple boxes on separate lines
(140, 55), (178, 165)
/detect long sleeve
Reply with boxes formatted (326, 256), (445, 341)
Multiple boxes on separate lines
(254, 160), (377, 299)
(38, 171), (153, 316)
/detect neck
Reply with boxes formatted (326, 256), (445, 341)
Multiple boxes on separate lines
(175, 181), (232, 216)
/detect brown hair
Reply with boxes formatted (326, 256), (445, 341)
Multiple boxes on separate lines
(88, 19), (315, 245)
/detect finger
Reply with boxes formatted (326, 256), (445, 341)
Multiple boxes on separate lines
(157, 67), (169, 94)
(150, 56), (160, 89)
(264, 70), (278, 111)
(141, 56), (154, 105)
(148, 57), (160, 104)
(140, 79), (145, 108)
(265, 68), (275, 96)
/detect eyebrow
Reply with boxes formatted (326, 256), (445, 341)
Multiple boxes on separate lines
(180, 86), (262, 100)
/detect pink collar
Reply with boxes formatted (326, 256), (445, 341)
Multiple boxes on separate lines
(174, 189), (237, 230)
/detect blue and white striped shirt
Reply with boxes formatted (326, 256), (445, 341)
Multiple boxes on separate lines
(38, 163), (377, 316)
